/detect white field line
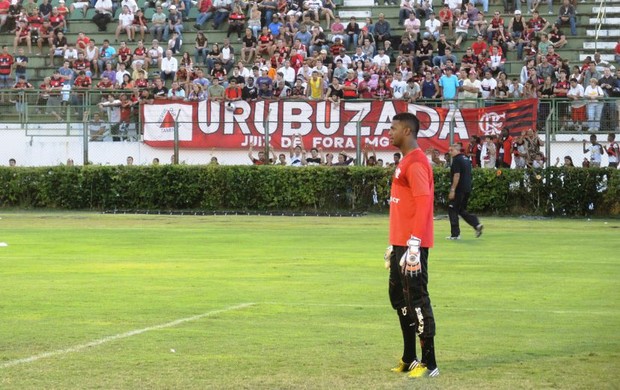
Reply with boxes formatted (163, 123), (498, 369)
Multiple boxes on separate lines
(259, 302), (617, 316)
(0, 303), (255, 369)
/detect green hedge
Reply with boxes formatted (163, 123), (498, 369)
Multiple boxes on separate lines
(0, 165), (618, 216)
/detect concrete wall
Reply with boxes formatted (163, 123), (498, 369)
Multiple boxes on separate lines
(0, 125), (616, 168)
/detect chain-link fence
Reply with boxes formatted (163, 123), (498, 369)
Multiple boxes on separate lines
(0, 91), (618, 169)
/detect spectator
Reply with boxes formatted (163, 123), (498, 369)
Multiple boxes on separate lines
(424, 12), (441, 40)
(472, 10), (487, 36)
(227, 5), (246, 40)
(403, 12), (421, 42)
(92, 0), (113, 32)
(486, 46), (505, 75)
(391, 71), (407, 99)
(70, 0), (90, 18)
(212, 0), (231, 30)
(248, 143), (274, 165)
(194, 0), (214, 30)
(487, 11), (504, 43)
(246, 2), (261, 37)
(527, 10), (550, 34)
(48, 30), (68, 67)
(414, 37), (432, 71)
(554, 155), (574, 167)
(462, 70), (481, 107)
(148, 6), (166, 41)
(168, 81), (186, 99)
(332, 151), (354, 166)
(399, 0), (414, 26)
(374, 13), (391, 45)
(480, 70), (497, 100)
(405, 77), (421, 102)
(89, 112), (111, 141)
(438, 4), (453, 37)
(238, 28), (256, 64)
(49, 7), (66, 34)
(325, 76), (342, 104)
(164, 5), (184, 40)
(454, 12), (469, 49)
(605, 133), (619, 168)
(12, 20), (32, 56)
(583, 134), (604, 167)
(420, 71), (439, 99)
(584, 78), (604, 132)
(161, 49), (178, 83)
(218, 38), (235, 72)
(471, 34), (488, 57)
(342, 69), (358, 99)
(557, 0), (576, 36)
(186, 83), (207, 101)
(207, 77), (225, 100)
(306, 70), (323, 99)
(413, 0), (432, 19)
(480, 135), (496, 168)
(439, 66), (459, 105)
(471, 0), (488, 13)
(548, 23), (567, 49)
(114, 5), (133, 43)
(344, 16), (360, 51)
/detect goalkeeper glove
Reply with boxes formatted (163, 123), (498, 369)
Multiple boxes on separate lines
(384, 245), (393, 270)
(399, 236), (422, 276)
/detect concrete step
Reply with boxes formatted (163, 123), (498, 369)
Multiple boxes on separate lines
(343, 0), (374, 5)
(592, 6), (620, 13)
(583, 41), (617, 50)
(587, 29), (620, 37)
(579, 53), (615, 61)
(338, 10), (372, 19)
(589, 17), (620, 24)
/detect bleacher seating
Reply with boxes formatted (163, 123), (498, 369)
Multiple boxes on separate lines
(0, 0), (618, 125)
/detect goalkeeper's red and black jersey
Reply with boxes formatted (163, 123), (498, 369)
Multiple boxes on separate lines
(389, 148), (434, 248)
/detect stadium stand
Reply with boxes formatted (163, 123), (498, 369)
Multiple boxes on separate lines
(0, 0), (618, 136)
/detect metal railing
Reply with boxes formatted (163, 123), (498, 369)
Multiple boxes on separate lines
(594, 0), (607, 53)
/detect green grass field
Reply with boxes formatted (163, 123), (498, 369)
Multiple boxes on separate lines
(0, 213), (618, 389)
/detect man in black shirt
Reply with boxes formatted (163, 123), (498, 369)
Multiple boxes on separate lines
(447, 143), (483, 240)
(151, 77), (168, 99)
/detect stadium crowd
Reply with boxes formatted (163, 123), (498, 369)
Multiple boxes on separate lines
(0, 0), (618, 166)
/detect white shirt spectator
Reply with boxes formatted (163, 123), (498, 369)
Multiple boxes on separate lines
(447, 0), (462, 10)
(372, 53), (390, 66)
(480, 77), (497, 99)
(584, 84), (604, 99)
(334, 54), (352, 67)
(311, 64), (328, 76)
(64, 48), (78, 62)
(584, 143), (603, 164)
(566, 84), (584, 101)
(508, 82), (523, 97)
(278, 65), (296, 84)
(462, 78), (481, 99)
(221, 46), (234, 62)
(120, 0), (138, 14)
(304, 0), (322, 11)
(391, 79), (408, 99)
(161, 56), (178, 72)
(119, 12), (134, 27)
(425, 19), (441, 34)
(94, 0), (113, 15)
(148, 45), (164, 59)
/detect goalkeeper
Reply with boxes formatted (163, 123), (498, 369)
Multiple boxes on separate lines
(385, 112), (439, 379)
